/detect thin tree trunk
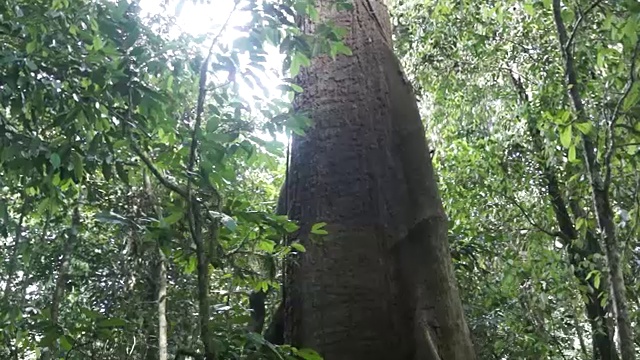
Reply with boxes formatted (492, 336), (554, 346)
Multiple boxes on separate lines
(157, 250), (168, 360)
(284, 0), (475, 358)
(192, 204), (217, 360)
(552, 2), (635, 359)
(143, 170), (169, 360)
(574, 310), (589, 360)
(509, 72), (618, 360)
(42, 206), (81, 360)
(2, 198), (28, 301)
(570, 199), (620, 360)
(51, 206), (80, 326)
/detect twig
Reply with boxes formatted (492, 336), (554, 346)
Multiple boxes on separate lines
(130, 140), (188, 199)
(505, 194), (566, 240)
(616, 123), (640, 135)
(185, 5), (238, 360)
(604, 42), (640, 189)
(566, 0), (602, 51)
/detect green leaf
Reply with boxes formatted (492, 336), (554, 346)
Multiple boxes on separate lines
(92, 36), (104, 51)
(295, 348), (323, 360)
(311, 222), (328, 235)
(284, 221), (300, 233)
(574, 122), (592, 135)
(258, 239), (276, 253)
(568, 145), (576, 162)
(291, 242), (306, 252)
(290, 52), (311, 77)
(560, 126), (572, 148)
(71, 152), (84, 181)
(163, 210), (184, 225)
(26, 41), (37, 54)
(98, 318), (127, 328)
(330, 41), (353, 58)
(25, 59), (37, 71)
(59, 335), (73, 351)
(50, 153), (61, 169)
(622, 17), (638, 44)
(622, 83), (639, 112)
(524, 3), (534, 16)
(185, 256), (197, 274)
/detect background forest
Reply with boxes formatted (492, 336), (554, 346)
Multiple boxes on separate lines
(0, 0), (638, 359)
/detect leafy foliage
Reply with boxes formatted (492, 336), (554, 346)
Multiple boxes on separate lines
(0, 0), (342, 358)
(1, 0), (638, 359)
(392, 0), (639, 358)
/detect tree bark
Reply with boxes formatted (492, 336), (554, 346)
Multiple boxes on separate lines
(157, 250), (168, 360)
(283, 1), (475, 359)
(552, 2), (636, 359)
(41, 206), (80, 360)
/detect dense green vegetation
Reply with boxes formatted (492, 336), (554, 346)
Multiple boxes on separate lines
(393, 0), (639, 358)
(0, 0), (638, 359)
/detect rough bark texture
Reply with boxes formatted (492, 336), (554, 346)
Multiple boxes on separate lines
(282, 1), (475, 359)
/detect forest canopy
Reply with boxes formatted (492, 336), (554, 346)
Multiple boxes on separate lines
(0, 0), (638, 359)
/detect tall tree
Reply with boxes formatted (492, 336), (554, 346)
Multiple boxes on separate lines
(282, 0), (476, 358)
(552, 1), (637, 358)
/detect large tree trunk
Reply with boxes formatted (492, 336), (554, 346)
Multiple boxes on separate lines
(282, 1), (475, 359)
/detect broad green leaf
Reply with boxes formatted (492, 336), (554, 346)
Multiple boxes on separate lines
(524, 3), (534, 16)
(92, 36), (104, 51)
(568, 145), (576, 162)
(258, 239), (276, 253)
(284, 221), (300, 233)
(311, 222), (328, 235)
(26, 41), (37, 54)
(59, 335), (73, 351)
(291, 242), (306, 252)
(71, 152), (84, 181)
(330, 41), (352, 58)
(290, 52), (311, 77)
(622, 83), (639, 112)
(574, 122), (592, 135)
(50, 153), (61, 169)
(560, 126), (572, 148)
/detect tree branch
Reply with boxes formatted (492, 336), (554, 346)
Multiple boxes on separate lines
(186, 5), (238, 360)
(130, 140), (188, 199)
(604, 42), (640, 189)
(566, 0), (602, 51)
(505, 194), (567, 240)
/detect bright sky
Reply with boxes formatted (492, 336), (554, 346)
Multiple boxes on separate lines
(139, 0), (289, 144)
